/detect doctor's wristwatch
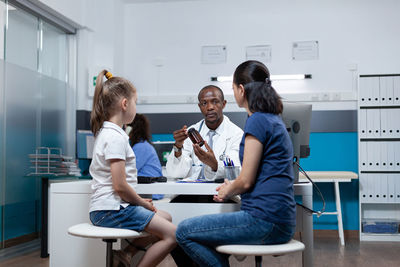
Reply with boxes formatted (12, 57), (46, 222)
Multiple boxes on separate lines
(173, 144), (182, 153)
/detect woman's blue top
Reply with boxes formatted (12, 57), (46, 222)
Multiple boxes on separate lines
(239, 112), (296, 225)
(132, 140), (163, 177)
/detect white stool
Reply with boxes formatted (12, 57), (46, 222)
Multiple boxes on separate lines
(68, 223), (148, 267)
(216, 239), (305, 267)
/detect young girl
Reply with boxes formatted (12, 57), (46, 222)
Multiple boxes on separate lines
(176, 60), (296, 266)
(89, 70), (176, 267)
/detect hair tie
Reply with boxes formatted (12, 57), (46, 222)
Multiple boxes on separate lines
(105, 71), (113, 80)
(265, 77), (271, 86)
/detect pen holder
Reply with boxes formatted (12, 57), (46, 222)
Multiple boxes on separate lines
(224, 166), (240, 181)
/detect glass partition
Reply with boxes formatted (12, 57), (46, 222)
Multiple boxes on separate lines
(0, 1), (73, 249)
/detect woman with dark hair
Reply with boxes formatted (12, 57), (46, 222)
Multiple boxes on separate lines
(128, 114), (163, 179)
(175, 60), (296, 267)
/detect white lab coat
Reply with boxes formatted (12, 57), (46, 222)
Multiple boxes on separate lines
(166, 115), (244, 181)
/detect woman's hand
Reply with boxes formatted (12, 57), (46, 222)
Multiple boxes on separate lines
(213, 179), (232, 202)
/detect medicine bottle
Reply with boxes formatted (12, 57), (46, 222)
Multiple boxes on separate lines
(187, 128), (204, 147)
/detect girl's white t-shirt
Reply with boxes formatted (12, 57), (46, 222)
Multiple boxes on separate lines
(89, 121), (137, 212)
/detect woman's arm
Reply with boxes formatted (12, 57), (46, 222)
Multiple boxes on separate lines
(215, 134), (263, 201)
(110, 159), (155, 211)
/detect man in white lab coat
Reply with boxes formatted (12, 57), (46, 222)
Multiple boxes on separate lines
(166, 85), (243, 181)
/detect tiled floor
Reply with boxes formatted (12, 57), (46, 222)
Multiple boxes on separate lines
(1, 232), (400, 267)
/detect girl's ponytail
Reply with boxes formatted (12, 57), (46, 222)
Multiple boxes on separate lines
(90, 70), (108, 136)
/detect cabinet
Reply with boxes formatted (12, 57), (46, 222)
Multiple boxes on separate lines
(358, 74), (400, 241)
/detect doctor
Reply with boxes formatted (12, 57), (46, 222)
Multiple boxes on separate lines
(166, 85), (243, 181)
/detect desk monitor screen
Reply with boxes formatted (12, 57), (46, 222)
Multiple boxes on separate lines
(281, 102), (312, 159)
(153, 141), (174, 166)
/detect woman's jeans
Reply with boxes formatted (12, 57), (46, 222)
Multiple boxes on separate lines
(176, 211), (295, 267)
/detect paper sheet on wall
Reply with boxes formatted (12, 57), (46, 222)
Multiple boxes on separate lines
(246, 45), (272, 63)
(201, 45), (227, 64)
(292, 41), (319, 60)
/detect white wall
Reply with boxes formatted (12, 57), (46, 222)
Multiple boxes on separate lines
(75, 0), (125, 110)
(119, 0), (400, 112)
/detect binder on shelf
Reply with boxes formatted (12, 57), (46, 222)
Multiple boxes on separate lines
(387, 174), (396, 203)
(368, 174), (376, 202)
(359, 109), (367, 138)
(395, 142), (400, 170)
(395, 109), (400, 138)
(360, 174), (367, 201)
(387, 140), (396, 171)
(396, 174), (400, 203)
(360, 142), (368, 171)
(380, 174), (388, 203)
(359, 77), (369, 106)
(380, 109), (388, 138)
(371, 77), (380, 106)
(372, 142), (381, 170)
(379, 77), (388, 106)
(366, 142), (373, 171)
(394, 76), (400, 105)
(373, 109), (381, 137)
(380, 142), (388, 170)
(366, 109), (374, 138)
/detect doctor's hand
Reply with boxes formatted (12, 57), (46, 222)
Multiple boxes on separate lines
(213, 179), (231, 202)
(173, 125), (188, 148)
(193, 141), (218, 171)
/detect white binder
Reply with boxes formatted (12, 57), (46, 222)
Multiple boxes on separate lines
(374, 109), (381, 137)
(360, 142), (368, 171)
(373, 142), (381, 170)
(387, 77), (394, 105)
(380, 109), (387, 137)
(359, 174), (367, 201)
(366, 109), (374, 138)
(395, 109), (400, 138)
(394, 76), (400, 105)
(367, 174), (374, 202)
(379, 77), (388, 106)
(387, 174), (396, 203)
(380, 173), (388, 203)
(366, 142), (373, 171)
(371, 77), (380, 106)
(395, 142), (400, 171)
(395, 174), (400, 203)
(386, 108), (395, 137)
(359, 77), (368, 106)
(380, 142), (388, 170)
(359, 109), (367, 138)
(387, 140), (396, 171)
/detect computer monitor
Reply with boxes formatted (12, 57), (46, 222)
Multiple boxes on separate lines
(153, 141), (174, 166)
(76, 130), (95, 159)
(280, 102), (312, 182)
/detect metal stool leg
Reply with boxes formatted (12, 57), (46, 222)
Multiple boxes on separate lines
(103, 239), (117, 267)
(255, 255), (262, 267)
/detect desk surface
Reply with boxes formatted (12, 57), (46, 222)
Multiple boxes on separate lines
(135, 181), (312, 196)
(299, 171), (358, 183)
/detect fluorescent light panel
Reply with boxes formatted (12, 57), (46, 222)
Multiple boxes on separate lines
(211, 74), (312, 82)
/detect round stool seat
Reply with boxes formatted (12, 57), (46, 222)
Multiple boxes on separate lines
(68, 223), (148, 239)
(216, 239), (305, 256)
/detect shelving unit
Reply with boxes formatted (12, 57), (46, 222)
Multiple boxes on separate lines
(358, 74), (400, 241)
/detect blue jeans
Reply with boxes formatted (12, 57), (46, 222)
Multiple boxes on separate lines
(90, 205), (154, 232)
(176, 211), (295, 267)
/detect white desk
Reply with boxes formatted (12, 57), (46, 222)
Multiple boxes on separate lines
(299, 171), (358, 246)
(49, 180), (313, 267)
(136, 181), (313, 267)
